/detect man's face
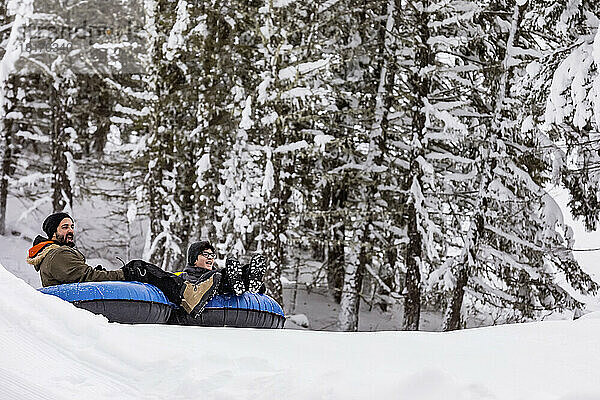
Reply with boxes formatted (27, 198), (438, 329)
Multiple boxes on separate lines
(53, 218), (75, 246)
(194, 250), (216, 270)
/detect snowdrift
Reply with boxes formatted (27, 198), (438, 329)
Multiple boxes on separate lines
(1, 263), (599, 400)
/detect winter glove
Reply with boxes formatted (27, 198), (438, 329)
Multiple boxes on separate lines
(122, 259), (148, 282)
(94, 265), (107, 271)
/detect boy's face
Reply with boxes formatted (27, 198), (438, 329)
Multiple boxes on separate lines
(194, 250), (216, 270)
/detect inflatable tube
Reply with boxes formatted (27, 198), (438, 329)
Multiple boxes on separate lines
(38, 281), (172, 324)
(168, 292), (285, 329)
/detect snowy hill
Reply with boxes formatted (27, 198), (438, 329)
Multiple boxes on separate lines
(1, 263), (600, 400)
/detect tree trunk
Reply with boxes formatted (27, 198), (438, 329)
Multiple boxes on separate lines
(442, 3), (525, 330)
(338, 226), (367, 331)
(403, 200), (422, 330)
(261, 153), (289, 306)
(0, 108), (13, 235)
(327, 184), (347, 303)
(338, 244), (360, 331)
(50, 84), (73, 212)
(443, 204), (484, 331)
(443, 266), (468, 331)
(402, 1), (431, 331)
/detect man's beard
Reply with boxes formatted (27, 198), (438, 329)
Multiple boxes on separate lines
(56, 233), (75, 247)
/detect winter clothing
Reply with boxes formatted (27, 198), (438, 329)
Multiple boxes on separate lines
(187, 241), (215, 266)
(181, 273), (221, 316)
(247, 254), (267, 293)
(27, 236), (124, 286)
(123, 259), (222, 317)
(122, 259), (200, 306)
(32, 235), (49, 246)
(27, 234), (220, 317)
(42, 212), (72, 238)
(225, 257), (244, 295)
(178, 255), (266, 295)
(178, 266), (227, 291)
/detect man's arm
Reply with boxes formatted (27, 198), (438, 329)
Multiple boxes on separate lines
(46, 248), (124, 284)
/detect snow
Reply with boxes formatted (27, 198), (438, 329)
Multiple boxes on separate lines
(5, 111), (23, 119)
(259, 25), (271, 41)
(16, 129), (51, 143)
(1, 0), (34, 131)
(279, 60), (330, 82)
(545, 42), (595, 129)
(281, 87), (327, 100)
(16, 172), (53, 187)
(126, 203), (137, 225)
(239, 96), (253, 130)
(273, 0), (295, 8)
(261, 157), (274, 196)
(593, 29), (600, 129)
(273, 140), (309, 154)
(313, 134), (334, 152)
(115, 103), (150, 117)
(422, 98), (468, 135)
(164, 0), (190, 61)
(1, 263), (600, 399)
(287, 313), (309, 328)
(550, 186), (600, 286)
(257, 76), (272, 104)
(109, 116), (134, 125)
(195, 153), (211, 176)
(15, 196), (52, 227)
(260, 111), (278, 126)
(556, 0), (584, 35)
(65, 151), (77, 196)
(317, 0), (340, 13)
(278, 66), (297, 81)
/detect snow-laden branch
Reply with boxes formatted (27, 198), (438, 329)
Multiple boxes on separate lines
(1, 0), (35, 124)
(16, 195), (51, 223)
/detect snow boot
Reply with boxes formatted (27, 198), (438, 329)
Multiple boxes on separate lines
(225, 257), (245, 296)
(247, 253), (267, 293)
(180, 272), (221, 317)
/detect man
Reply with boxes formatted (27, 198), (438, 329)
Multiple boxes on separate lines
(178, 240), (267, 296)
(27, 212), (220, 317)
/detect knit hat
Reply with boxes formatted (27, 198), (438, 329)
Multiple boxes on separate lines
(187, 241), (215, 266)
(42, 212), (72, 238)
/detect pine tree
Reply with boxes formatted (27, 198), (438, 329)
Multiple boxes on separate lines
(437, 0), (599, 328)
(139, 0), (205, 268)
(540, 0), (600, 230)
(0, 0), (34, 233)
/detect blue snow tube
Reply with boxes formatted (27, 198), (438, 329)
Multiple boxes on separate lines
(38, 281), (172, 324)
(168, 292), (285, 329)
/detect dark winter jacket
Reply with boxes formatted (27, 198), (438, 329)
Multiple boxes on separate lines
(177, 266), (230, 294)
(27, 235), (124, 287)
(178, 266), (217, 282)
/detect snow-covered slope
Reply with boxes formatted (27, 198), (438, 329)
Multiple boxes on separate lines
(1, 263), (599, 400)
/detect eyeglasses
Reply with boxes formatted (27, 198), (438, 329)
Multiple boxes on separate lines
(200, 252), (216, 259)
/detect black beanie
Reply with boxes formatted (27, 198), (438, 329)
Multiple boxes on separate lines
(187, 241), (215, 266)
(42, 212), (72, 238)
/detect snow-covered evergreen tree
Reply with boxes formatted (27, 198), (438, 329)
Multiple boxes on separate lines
(540, 0), (600, 229)
(138, 0), (204, 268)
(0, 0), (34, 233)
(434, 0), (599, 329)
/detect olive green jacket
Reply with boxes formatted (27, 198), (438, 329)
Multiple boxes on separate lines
(27, 241), (124, 287)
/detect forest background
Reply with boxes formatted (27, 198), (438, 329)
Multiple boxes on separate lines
(2, 0), (600, 332)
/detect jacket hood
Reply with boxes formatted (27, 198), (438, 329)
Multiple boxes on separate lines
(27, 236), (60, 271)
